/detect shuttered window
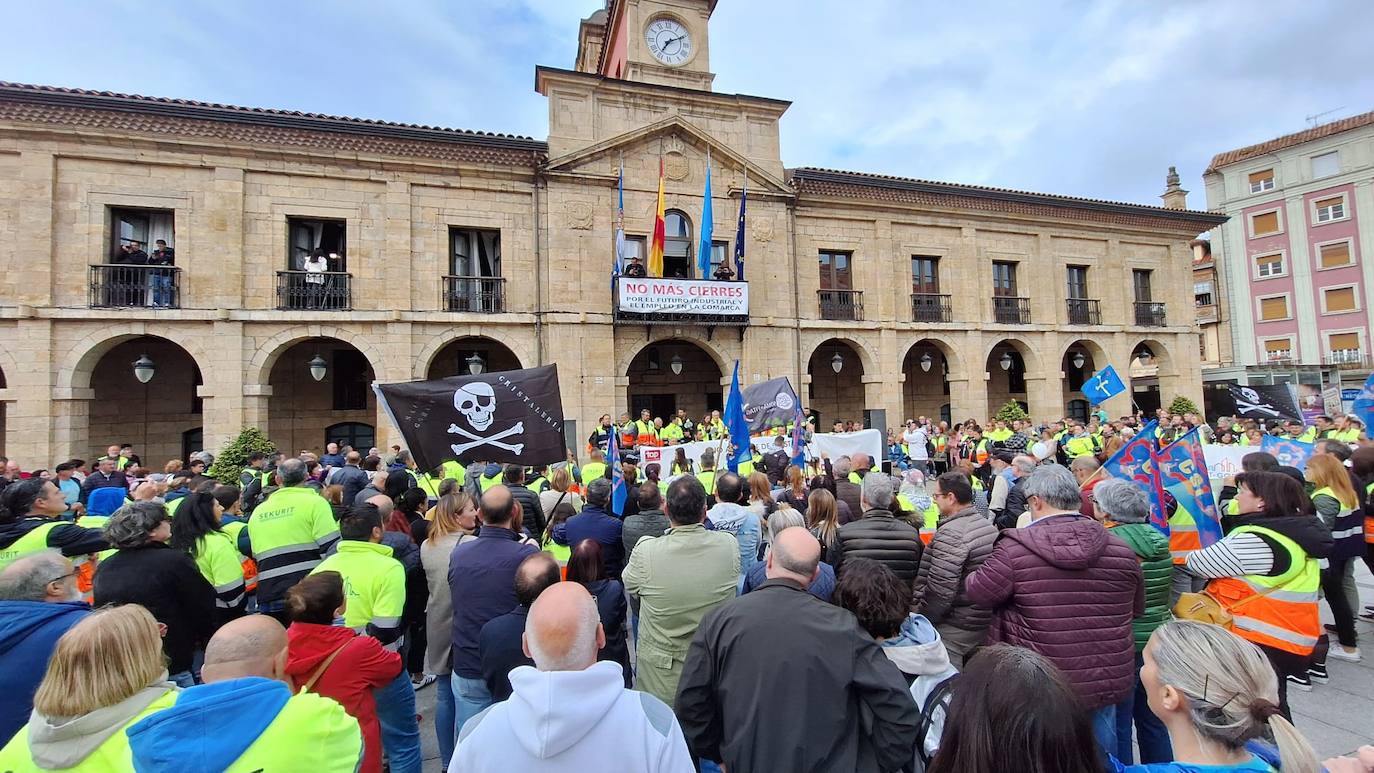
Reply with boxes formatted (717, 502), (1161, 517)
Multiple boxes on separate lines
(1251, 211), (1280, 236)
(1319, 242), (1352, 268)
(1329, 333), (1360, 352)
(1324, 287), (1356, 313)
(1259, 296), (1288, 320)
(1248, 169), (1274, 193)
(1315, 197), (1346, 223)
(1255, 252), (1284, 277)
(1264, 339), (1293, 360)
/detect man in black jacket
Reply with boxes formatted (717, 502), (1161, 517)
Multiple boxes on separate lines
(832, 473), (923, 583)
(676, 527), (918, 772)
(503, 464), (547, 538)
(762, 435), (790, 487)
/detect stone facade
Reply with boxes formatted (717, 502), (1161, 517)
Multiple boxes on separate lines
(0, 1), (1224, 468)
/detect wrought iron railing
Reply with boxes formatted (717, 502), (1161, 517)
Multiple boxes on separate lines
(443, 275), (506, 313)
(819, 289), (864, 321)
(911, 293), (952, 323)
(1134, 301), (1167, 327)
(276, 270), (352, 311)
(992, 296), (1031, 324)
(1066, 298), (1100, 325)
(89, 265), (182, 309)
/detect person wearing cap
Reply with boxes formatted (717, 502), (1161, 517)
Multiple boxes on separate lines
(986, 449), (1017, 523)
(623, 254), (646, 278)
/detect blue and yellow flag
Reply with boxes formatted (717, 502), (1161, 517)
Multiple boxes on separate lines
(1159, 428), (1223, 548)
(1102, 419), (1169, 534)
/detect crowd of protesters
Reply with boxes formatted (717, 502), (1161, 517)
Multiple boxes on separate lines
(0, 408), (1371, 772)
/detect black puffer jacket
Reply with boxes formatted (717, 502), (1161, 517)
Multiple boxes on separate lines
(507, 484), (547, 538)
(833, 509), (924, 583)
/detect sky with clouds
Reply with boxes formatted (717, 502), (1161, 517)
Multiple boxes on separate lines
(4, 0), (1372, 207)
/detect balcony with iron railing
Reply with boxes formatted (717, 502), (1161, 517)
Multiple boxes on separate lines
(910, 293), (951, 323)
(276, 270), (352, 311)
(1324, 350), (1372, 369)
(1065, 298), (1101, 325)
(992, 296), (1031, 324)
(1134, 301), (1167, 327)
(443, 275), (506, 313)
(89, 264), (182, 309)
(819, 289), (864, 321)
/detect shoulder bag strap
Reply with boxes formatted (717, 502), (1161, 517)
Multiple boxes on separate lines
(300, 640), (352, 693)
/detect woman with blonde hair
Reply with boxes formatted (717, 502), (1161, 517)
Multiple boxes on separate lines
(0, 604), (178, 770)
(807, 487), (840, 562)
(1304, 454), (1363, 662)
(1132, 620), (1319, 773)
(538, 466), (583, 519)
(418, 491), (479, 764)
(745, 472), (775, 521)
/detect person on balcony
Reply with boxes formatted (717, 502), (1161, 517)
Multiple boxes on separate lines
(148, 239), (175, 308)
(712, 261), (734, 281)
(304, 248), (329, 309)
(622, 254), (645, 278)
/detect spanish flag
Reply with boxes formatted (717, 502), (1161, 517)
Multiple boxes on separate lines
(648, 156), (666, 277)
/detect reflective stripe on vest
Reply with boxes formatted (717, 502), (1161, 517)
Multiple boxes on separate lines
(919, 504), (940, 546)
(1312, 487), (1364, 542)
(1168, 506), (1200, 563)
(0, 521), (62, 570)
(1206, 524), (1321, 655)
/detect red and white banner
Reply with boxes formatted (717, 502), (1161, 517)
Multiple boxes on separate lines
(616, 277), (748, 317)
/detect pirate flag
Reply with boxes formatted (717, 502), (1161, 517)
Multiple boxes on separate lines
(374, 364), (567, 471)
(1227, 383), (1302, 423)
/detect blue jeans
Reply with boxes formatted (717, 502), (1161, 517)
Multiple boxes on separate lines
(169, 670), (196, 688)
(452, 675), (493, 738)
(1113, 650), (1173, 764)
(435, 673), (456, 766)
(150, 272), (172, 306)
(372, 669), (421, 773)
(1091, 704), (1116, 764)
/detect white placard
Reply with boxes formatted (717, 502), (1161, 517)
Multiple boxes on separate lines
(638, 430), (883, 472)
(616, 277), (748, 316)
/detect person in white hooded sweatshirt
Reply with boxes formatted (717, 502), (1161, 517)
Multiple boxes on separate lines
(451, 581), (694, 772)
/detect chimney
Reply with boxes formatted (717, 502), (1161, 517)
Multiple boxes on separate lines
(1160, 166), (1188, 210)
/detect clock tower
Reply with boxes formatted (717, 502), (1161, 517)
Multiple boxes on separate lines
(576, 0), (717, 91)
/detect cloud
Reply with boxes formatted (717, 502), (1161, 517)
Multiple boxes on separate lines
(2, 0), (1371, 207)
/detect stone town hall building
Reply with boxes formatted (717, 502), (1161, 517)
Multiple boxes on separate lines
(0, 0), (1224, 466)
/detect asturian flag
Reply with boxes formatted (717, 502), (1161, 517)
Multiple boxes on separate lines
(724, 361), (752, 473)
(613, 156), (626, 282)
(1354, 372), (1374, 431)
(1081, 365), (1126, 404)
(733, 178), (747, 280)
(608, 429), (627, 517)
(697, 150), (713, 280)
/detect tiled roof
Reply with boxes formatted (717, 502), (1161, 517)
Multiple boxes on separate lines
(1207, 109), (1374, 172)
(788, 168), (1227, 232)
(0, 81), (547, 166)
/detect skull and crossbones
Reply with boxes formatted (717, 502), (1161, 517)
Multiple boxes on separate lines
(448, 382), (524, 455)
(1235, 387), (1279, 417)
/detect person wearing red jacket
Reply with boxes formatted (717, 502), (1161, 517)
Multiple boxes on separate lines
(284, 571), (402, 773)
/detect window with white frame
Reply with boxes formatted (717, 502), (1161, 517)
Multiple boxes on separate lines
(1314, 196), (1346, 223)
(1249, 210), (1281, 237)
(1263, 338), (1293, 362)
(1311, 151), (1339, 178)
(1327, 332), (1362, 363)
(1254, 252), (1284, 278)
(1247, 169), (1274, 194)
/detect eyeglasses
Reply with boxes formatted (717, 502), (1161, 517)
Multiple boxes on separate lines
(46, 571), (76, 586)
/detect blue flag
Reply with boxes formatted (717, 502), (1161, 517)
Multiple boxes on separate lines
(1102, 420), (1169, 534)
(724, 361), (752, 473)
(1158, 428), (1222, 548)
(697, 155), (713, 279)
(733, 179), (747, 280)
(1354, 372), (1374, 431)
(1081, 365), (1126, 404)
(614, 158), (625, 282)
(1260, 435), (1315, 470)
(608, 430), (626, 517)
(790, 401), (807, 467)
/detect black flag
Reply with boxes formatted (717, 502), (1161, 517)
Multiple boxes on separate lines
(741, 376), (801, 432)
(1227, 383), (1302, 422)
(374, 364), (566, 472)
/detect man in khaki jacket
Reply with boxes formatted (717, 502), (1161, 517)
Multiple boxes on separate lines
(623, 476), (739, 707)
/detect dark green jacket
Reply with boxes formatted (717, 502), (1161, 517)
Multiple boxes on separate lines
(1109, 522), (1172, 651)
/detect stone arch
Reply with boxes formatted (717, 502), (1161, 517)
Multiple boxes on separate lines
(1130, 337), (1173, 375)
(982, 337), (1041, 377)
(416, 331), (532, 380)
(898, 336), (965, 381)
(57, 323), (209, 392)
(1058, 338), (1110, 374)
(248, 324), (387, 388)
(422, 336), (525, 379)
(625, 339), (727, 422)
(802, 332), (879, 377)
(617, 332), (731, 381)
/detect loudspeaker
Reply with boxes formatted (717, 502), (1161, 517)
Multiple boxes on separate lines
(563, 420), (577, 455)
(864, 409), (887, 458)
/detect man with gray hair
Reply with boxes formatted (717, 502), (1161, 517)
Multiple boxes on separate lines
(966, 464), (1144, 754)
(832, 471), (923, 583)
(832, 455), (863, 524)
(0, 551), (91, 743)
(553, 477), (624, 578)
(246, 457), (340, 621)
(451, 582), (694, 772)
(740, 508), (837, 600)
(677, 527), (919, 772)
(998, 454), (1036, 530)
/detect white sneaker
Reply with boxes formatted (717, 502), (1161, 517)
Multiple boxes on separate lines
(1328, 647), (1362, 662)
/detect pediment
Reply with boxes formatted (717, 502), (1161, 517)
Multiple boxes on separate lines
(541, 115), (793, 196)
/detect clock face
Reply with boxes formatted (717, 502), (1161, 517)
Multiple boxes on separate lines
(645, 17), (692, 66)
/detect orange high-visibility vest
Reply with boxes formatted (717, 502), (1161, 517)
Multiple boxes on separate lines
(1204, 524), (1320, 656)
